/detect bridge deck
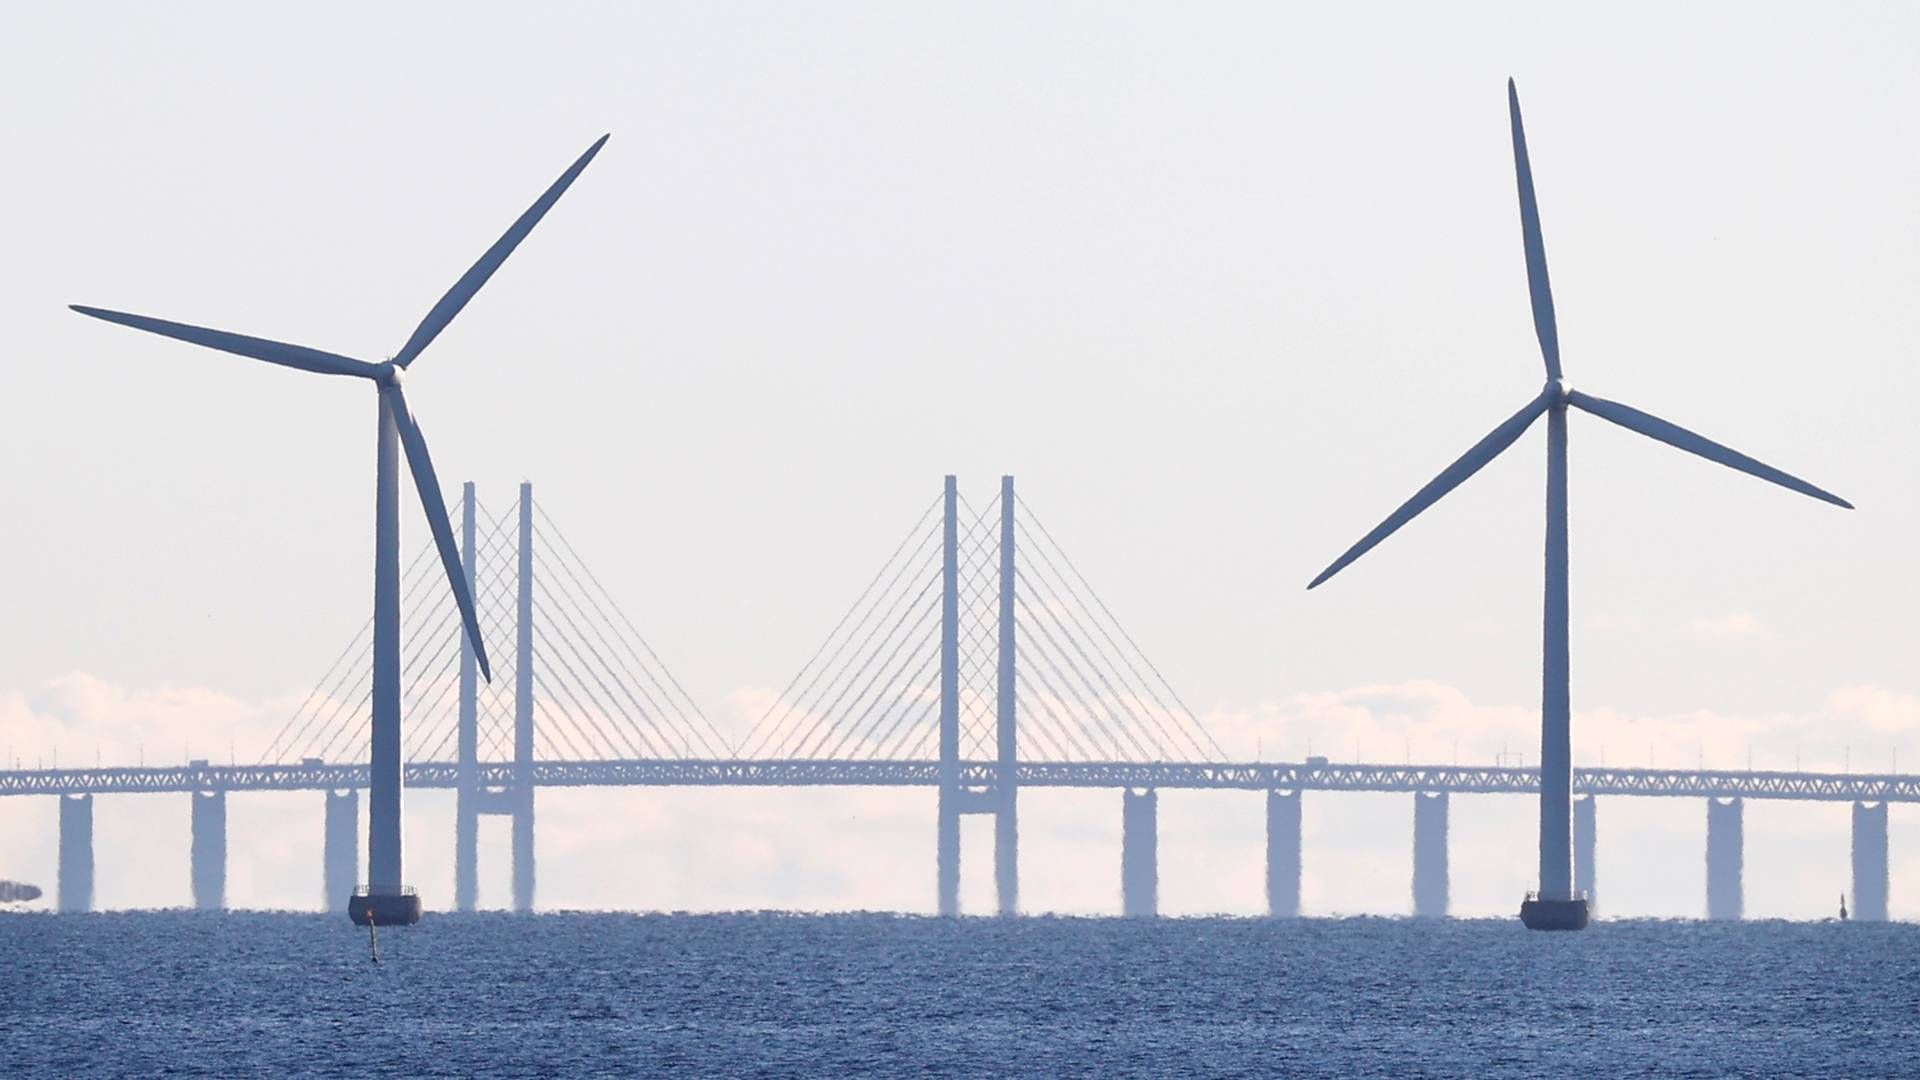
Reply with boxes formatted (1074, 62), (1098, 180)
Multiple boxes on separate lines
(2, 760), (1913, 802)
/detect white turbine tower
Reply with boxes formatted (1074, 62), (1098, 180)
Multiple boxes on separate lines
(1307, 82), (1850, 931)
(72, 134), (609, 925)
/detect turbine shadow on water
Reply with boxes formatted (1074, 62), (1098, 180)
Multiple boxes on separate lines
(1306, 80), (1850, 932)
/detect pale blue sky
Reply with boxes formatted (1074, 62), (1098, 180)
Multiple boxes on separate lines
(1, 3), (1916, 917)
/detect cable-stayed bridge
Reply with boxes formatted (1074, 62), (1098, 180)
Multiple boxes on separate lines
(3, 478), (1905, 922)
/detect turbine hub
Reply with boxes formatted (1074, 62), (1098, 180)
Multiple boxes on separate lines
(1546, 377), (1569, 406)
(378, 361), (405, 387)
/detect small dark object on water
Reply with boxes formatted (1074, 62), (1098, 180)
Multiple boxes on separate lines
(1840, 894), (1848, 921)
(0, 880), (43, 903)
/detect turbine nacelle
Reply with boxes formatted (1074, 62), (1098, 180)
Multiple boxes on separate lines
(1546, 378), (1569, 407)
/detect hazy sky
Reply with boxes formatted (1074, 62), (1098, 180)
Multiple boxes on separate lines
(2, 3), (1917, 919)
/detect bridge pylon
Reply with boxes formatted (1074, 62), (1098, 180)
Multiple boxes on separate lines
(452, 481), (540, 913)
(994, 475), (1019, 916)
(937, 475), (1022, 916)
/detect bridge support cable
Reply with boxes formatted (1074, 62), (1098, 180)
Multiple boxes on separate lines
(817, 617), (943, 761)
(868, 678), (942, 761)
(528, 594), (667, 759)
(951, 492), (1005, 761)
(781, 579), (941, 759)
(534, 504), (729, 758)
(1017, 610), (1159, 760)
(467, 517), (523, 762)
(1015, 606), (1161, 762)
(766, 581), (937, 758)
(736, 500), (944, 760)
(527, 676), (601, 762)
(736, 507), (940, 758)
(849, 617), (945, 757)
(1013, 639), (1112, 761)
(1015, 557), (1199, 762)
(296, 536), (477, 765)
(311, 602), (460, 765)
(422, 586), (519, 763)
(259, 540), (443, 765)
(1015, 645), (1118, 763)
(1016, 499), (1222, 760)
(533, 572), (694, 757)
(437, 591), (518, 763)
(399, 620), (472, 761)
(1009, 690), (1076, 763)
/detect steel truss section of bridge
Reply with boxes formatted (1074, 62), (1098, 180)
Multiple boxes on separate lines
(3, 759), (1915, 802)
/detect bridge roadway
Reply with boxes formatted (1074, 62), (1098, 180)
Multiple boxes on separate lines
(2, 759), (1914, 802)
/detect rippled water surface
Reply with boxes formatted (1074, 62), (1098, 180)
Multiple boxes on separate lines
(4, 913), (1918, 1076)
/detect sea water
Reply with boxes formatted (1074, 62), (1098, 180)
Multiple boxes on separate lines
(3, 913), (1916, 1076)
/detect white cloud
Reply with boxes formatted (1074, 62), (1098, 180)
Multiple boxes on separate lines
(1691, 612), (1765, 639)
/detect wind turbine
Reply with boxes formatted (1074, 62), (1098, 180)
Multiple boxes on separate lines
(72, 134), (609, 925)
(1306, 82), (1850, 931)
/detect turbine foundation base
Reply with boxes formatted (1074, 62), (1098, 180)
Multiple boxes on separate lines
(1519, 896), (1589, 931)
(348, 890), (422, 927)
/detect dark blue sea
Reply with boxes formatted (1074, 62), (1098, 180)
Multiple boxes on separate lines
(3, 913), (1917, 1076)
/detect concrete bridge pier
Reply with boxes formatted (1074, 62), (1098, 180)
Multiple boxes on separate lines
(324, 790), (358, 912)
(1574, 794), (1596, 915)
(191, 790), (226, 911)
(513, 790), (535, 914)
(1266, 790), (1301, 918)
(1851, 801), (1889, 922)
(1122, 788), (1158, 917)
(1706, 796), (1743, 920)
(1412, 791), (1448, 918)
(58, 794), (94, 914)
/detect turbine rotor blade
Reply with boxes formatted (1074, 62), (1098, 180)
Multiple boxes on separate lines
(70, 306), (380, 379)
(1508, 79), (1562, 382)
(1308, 390), (1552, 589)
(382, 383), (494, 679)
(1566, 390), (1852, 509)
(392, 134), (610, 368)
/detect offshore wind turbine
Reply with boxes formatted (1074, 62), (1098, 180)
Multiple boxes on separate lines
(1307, 82), (1850, 931)
(71, 135), (608, 925)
